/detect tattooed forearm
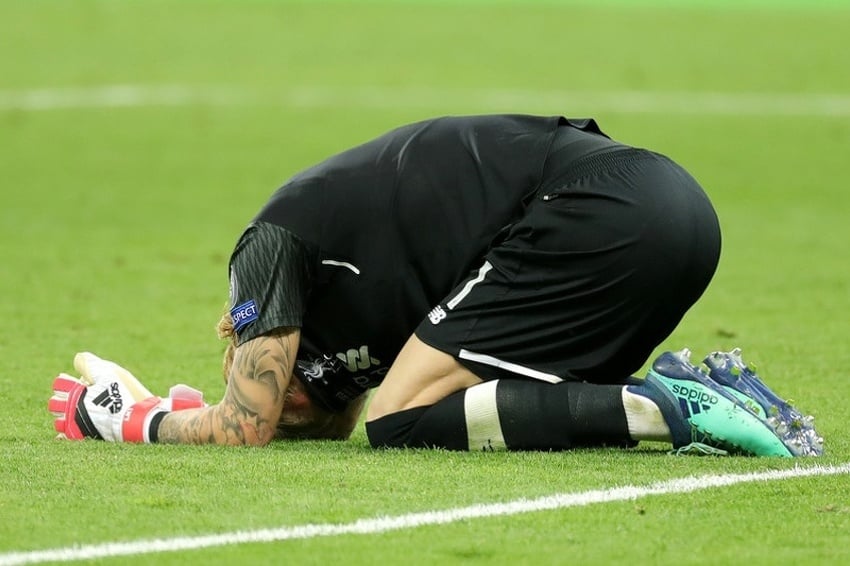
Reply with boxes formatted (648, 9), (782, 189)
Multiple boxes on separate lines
(157, 328), (299, 445)
(232, 334), (293, 404)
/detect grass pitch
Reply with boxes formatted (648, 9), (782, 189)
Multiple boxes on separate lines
(2, 1), (850, 564)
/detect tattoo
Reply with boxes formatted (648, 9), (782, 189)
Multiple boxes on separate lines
(157, 329), (298, 445)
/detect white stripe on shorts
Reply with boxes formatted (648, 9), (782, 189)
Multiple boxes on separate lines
(458, 349), (563, 384)
(446, 261), (493, 310)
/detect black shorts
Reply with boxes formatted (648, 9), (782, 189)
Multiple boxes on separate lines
(415, 125), (721, 384)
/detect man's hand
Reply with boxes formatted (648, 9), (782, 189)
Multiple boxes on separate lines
(48, 353), (205, 442)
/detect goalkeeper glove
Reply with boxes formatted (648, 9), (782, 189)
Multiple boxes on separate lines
(48, 352), (205, 442)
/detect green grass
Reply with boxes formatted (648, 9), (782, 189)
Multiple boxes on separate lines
(2, 0), (850, 563)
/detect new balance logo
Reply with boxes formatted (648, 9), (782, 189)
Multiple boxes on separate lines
(428, 305), (447, 324)
(336, 346), (381, 372)
(92, 382), (123, 414)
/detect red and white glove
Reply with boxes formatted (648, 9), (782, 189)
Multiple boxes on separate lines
(48, 352), (206, 442)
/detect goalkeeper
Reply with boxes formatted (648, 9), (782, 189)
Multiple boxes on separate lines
(49, 115), (823, 456)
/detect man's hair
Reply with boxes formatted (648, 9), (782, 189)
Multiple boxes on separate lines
(216, 305), (236, 384)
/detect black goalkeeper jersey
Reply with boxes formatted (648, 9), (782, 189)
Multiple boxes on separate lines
(227, 114), (588, 411)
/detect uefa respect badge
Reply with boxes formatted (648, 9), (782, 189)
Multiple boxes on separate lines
(231, 300), (259, 332)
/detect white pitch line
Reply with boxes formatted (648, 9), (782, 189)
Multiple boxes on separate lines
(287, 85), (850, 117)
(1, 463), (848, 566)
(0, 85), (244, 111)
(2, 85), (850, 116)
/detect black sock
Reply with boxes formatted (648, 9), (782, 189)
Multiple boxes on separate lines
(365, 380), (635, 451)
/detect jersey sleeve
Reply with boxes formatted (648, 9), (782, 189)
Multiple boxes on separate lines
(227, 221), (317, 345)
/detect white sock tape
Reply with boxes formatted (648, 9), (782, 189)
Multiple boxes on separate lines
(464, 381), (507, 451)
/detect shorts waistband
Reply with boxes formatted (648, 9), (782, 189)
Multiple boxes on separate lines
(549, 148), (657, 188)
(542, 125), (657, 192)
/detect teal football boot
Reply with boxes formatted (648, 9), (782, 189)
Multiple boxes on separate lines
(703, 348), (823, 457)
(629, 349), (798, 456)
